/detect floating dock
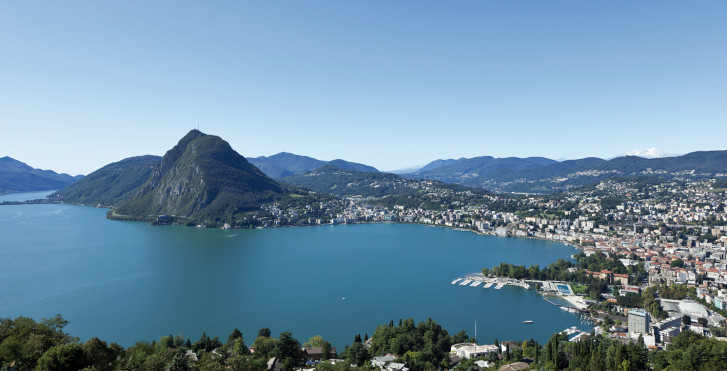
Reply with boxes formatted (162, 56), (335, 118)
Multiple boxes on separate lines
(460, 280), (472, 286)
(470, 281), (481, 287)
(495, 283), (505, 290)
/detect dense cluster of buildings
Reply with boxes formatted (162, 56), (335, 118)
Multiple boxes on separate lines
(262, 177), (727, 349)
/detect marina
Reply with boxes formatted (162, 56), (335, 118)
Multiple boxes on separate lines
(449, 274), (593, 324)
(450, 275), (533, 291)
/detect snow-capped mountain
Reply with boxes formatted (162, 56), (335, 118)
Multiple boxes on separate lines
(623, 148), (673, 159)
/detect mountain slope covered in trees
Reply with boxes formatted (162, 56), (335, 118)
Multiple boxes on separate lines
(249, 152), (378, 178)
(52, 155), (161, 206)
(114, 130), (283, 223)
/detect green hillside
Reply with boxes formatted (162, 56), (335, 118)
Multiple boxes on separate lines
(114, 130), (283, 224)
(249, 152), (379, 178)
(52, 155), (161, 206)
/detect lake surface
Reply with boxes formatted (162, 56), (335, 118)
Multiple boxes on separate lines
(0, 189), (56, 202)
(0, 199), (589, 349)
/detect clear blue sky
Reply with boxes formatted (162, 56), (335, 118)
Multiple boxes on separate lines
(1, 1), (725, 175)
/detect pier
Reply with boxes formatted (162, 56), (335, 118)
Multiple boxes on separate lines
(542, 297), (561, 306)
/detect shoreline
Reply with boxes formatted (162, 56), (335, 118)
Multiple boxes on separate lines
(3, 200), (587, 253)
(551, 294), (590, 310)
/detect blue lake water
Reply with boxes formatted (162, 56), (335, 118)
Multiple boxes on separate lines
(0, 190), (56, 202)
(0, 199), (589, 349)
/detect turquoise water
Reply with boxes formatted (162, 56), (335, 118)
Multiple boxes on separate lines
(0, 190), (55, 202)
(0, 200), (589, 348)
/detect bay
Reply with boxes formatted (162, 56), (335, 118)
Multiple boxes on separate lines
(0, 201), (589, 349)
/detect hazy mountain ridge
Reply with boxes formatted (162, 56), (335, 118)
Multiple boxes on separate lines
(249, 152), (378, 178)
(0, 156), (81, 194)
(404, 151), (727, 193)
(403, 156), (559, 186)
(415, 158), (466, 173)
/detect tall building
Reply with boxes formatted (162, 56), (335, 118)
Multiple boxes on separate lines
(628, 309), (650, 334)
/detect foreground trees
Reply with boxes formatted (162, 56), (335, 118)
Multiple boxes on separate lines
(4, 315), (727, 370)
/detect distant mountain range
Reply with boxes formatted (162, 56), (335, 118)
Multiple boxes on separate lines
(0, 156), (81, 194)
(55, 130), (285, 225)
(281, 165), (487, 209)
(402, 151), (727, 193)
(248, 152), (378, 178)
(8, 137), (727, 200)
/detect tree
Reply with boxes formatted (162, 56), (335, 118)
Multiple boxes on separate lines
(197, 351), (225, 371)
(257, 328), (271, 338)
(82, 337), (119, 371)
(193, 332), (221, 352)
(683, 315), (692, 327)
(233, 337), (249, 356)
(35, 343), (86, 371)
(166, 350), (190, 371)
(321, 341), (333, 361)
(671, 259), (685, 268)
(303, 335), (325, 348)
(0, 315), (72, 370)
(588, 341), (606, 371)
(276, 332), (301, 361)
(226, 354), (253, 371)
(345, 342), (369, 366)
(698, 317), (708, 328)
(251, 336), (279, 359)
(227, 328), (243, 345)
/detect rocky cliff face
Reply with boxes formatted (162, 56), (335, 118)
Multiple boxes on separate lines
(116, 130), (282, 222)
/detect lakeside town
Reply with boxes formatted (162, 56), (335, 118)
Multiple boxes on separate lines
(255, 176), (727, 365)
(5, 177), (727, 370)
